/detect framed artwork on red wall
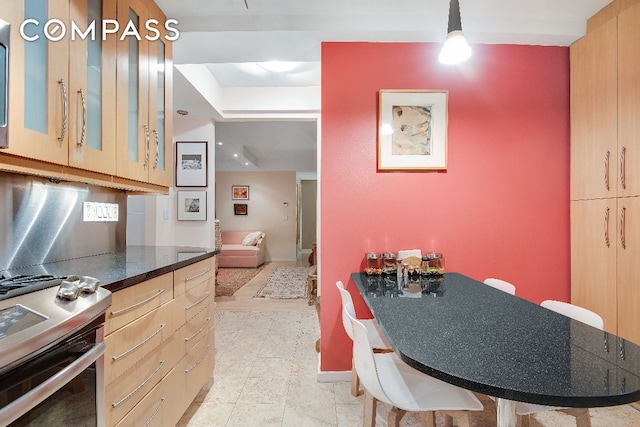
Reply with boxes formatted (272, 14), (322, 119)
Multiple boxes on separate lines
(377, 90), (448, 171)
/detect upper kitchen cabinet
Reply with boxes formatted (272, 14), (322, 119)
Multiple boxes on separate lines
(116, 0), (173, 188)
(3, 0), (70, 165)
(570, 17), (618, 201)
(571, 2), (640, 201)
(617, 2), (640, 198)
(68, 0), (117, 175)
(2, 0), (117, 174)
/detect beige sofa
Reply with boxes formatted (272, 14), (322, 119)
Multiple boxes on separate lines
(217, 231), (266, 268)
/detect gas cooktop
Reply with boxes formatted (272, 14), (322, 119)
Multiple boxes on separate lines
(0, 274), (70, 302)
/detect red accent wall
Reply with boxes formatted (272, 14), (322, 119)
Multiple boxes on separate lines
(320, 42), (570, 372)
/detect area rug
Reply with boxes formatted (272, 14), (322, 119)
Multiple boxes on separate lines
(254, 266), (308, 299)
(215, 266), (265, 297)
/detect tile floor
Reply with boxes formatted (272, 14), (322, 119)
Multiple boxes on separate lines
(177, 259), (640, 427)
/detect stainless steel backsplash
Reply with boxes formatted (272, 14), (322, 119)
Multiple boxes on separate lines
(0, 171), (126, 271)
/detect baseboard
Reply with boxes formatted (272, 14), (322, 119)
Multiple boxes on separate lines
(316, 359), (351, 383)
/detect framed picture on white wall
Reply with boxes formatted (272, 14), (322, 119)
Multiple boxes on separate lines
(177, 190), (207, 221)
(176, 141), (208, 187)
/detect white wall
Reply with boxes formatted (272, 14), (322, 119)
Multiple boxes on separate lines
(216, 171), (298, 261)
(127, 115), (217, 249)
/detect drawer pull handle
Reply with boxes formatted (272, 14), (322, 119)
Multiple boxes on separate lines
(185, 292), (210, 311)
(604, 150), (610, 191)
(604, 206), (610, 248)
(110, 289), (165, 316)
(185, 344), (211, 373)
(143, 397), (165, 427)
(112, 323), (166, 361)
(185, 318), (211, 342)
(112, 360), (165, 408)
(185, 268), (211, 282)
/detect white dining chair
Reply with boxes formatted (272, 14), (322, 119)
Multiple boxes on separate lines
(483, 278), (516, 295)
(514, 300), (604, 427)
(346, 302), (484, 427)
(336, 281), (391, 397)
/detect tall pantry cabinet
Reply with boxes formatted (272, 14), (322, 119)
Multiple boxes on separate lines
(570, 1), (640, 344)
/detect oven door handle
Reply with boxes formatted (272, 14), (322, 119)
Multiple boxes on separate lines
(0, 341), (105, 425)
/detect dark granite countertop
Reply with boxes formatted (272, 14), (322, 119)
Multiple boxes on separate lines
(1, 246), (218, 293)
(352, 272), (640, 408)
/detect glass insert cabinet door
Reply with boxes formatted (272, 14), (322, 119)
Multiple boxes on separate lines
(116, 0), (172, 187)
(4, 0), (69, 164)
(1, 0), (116, 173)
(68, 0), (117, 175)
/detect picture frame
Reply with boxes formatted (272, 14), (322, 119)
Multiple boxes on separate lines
(234, 203), (248, 216)
(177, 190), (207, 221)
(175, 141), (208, 187)
(232, 185), (249, 200)
(378, 90), (448, 171)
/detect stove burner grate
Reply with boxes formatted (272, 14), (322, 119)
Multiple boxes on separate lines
(0, 274), (70, 301)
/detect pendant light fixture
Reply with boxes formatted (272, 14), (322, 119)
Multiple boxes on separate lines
(439, 0), (472, 65)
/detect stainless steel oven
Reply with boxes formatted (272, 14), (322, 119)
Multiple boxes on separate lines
(0, 276), (111, 427)
(0, 18), (8, 149)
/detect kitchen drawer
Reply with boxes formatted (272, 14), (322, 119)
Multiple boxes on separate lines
(173, 257), (215, 296)
(106, 273), (174, 335)
(114, 366), (180, 427)
(176, 301), (215, 354)
(174, 274), (214, 327)
(104, 300), (176, 385)
(176, 327), (215, 409)
(105, 335), (180, 427)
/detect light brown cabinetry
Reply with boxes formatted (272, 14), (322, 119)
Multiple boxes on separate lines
(104, 257), (216, 427)
(115, 0), (173, 188)
(2, 0), (117, 172)
(0, 0), (172, 193)
(570, 1), (640, 343)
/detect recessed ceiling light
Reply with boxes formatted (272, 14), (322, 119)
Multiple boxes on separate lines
(233, 154), (238, 158)
(258, 61), (301, 73)
(216, 141), (223, 146)
(176, 109), (189, 115)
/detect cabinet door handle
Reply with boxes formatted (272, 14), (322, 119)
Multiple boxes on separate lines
(620, 146), (627, 190)
(144, 124), (150, 168)
(604, 206), (610, 248)
(78, 88), (87, 147)
(110, 289), (165, 316)
(111, 360), (165, 408)
(112, 323), (166, 361)
(58, 79), (67, 142)
(153, 129), (159, 169)
(185, 344), (211, 373)
(604, 150), (610, 192)
(620, 206), (626, 250)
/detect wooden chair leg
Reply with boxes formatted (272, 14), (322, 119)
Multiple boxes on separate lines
(560, 408), (592, 427)
(516, 414), (530, 427)
(444, 411), (471, 427)
(363, 389), (377, 427)
(418, 411), (436, 427)
(351, 358), (361, 397)
(387, 407), (407, 427)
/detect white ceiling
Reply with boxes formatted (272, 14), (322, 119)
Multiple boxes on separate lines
(155, 0), (611, 172)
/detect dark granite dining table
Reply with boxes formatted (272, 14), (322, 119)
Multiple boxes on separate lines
(352, 272), (640, 427)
